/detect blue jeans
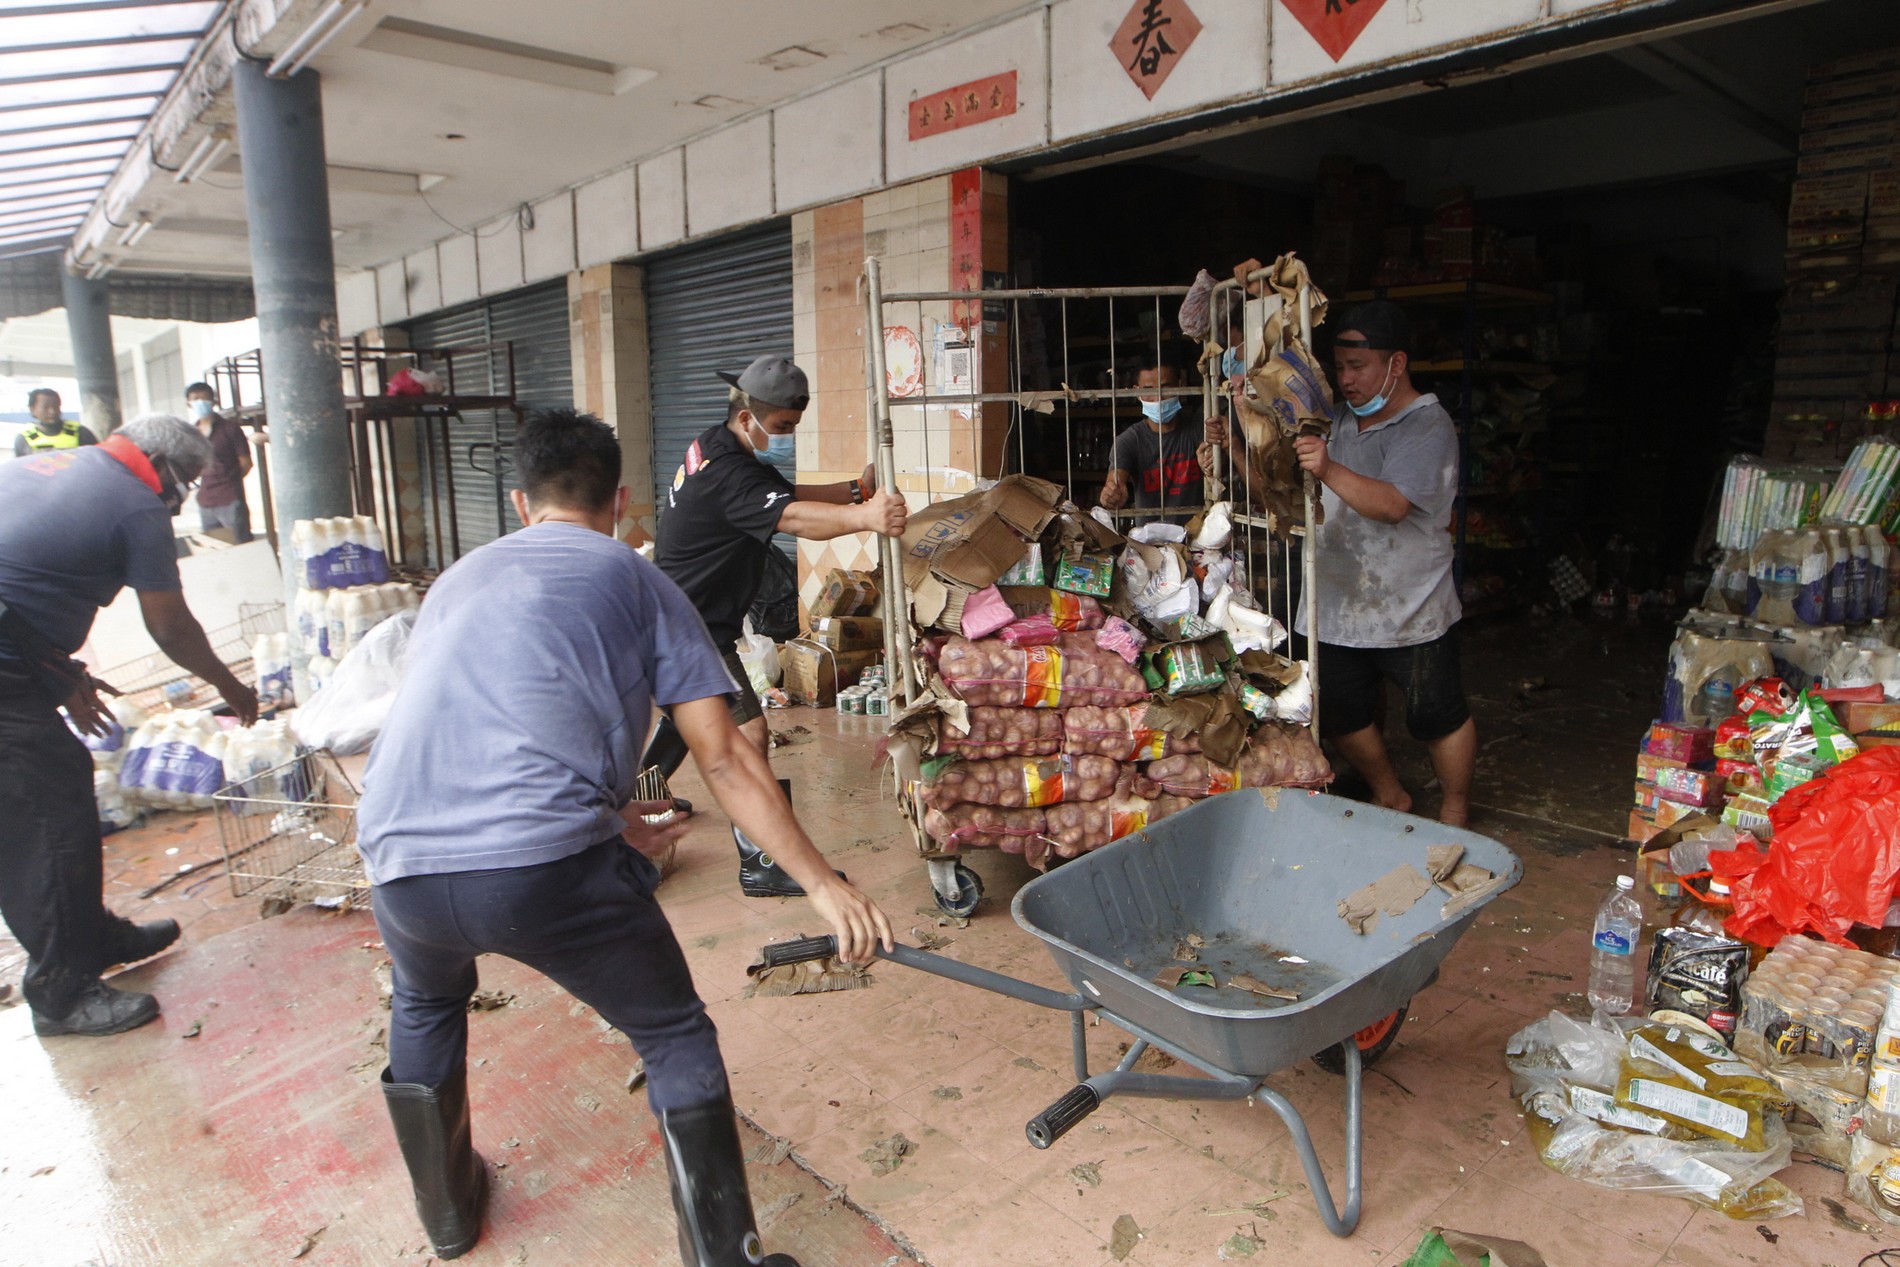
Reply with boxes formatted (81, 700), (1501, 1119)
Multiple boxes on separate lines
(372, 838), (728, 1113)
(199, 498), (252, 543)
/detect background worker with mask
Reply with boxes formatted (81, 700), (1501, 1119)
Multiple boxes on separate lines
(1292, 300), (1476, 828)
(650, 354), (907, 897)
(1098, 353), (1207, 521)
(184, 381), (253, 543)
(13, 388), (97, 456)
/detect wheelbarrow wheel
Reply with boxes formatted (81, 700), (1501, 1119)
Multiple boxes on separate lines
(934, 862), (984, 918)
(1312, 1005), (1406, 1075)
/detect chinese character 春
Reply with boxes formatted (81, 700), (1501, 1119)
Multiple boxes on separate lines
(1128, 0), (1174, 77)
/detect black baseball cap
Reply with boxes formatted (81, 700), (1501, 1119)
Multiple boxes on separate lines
(1333, 301), (1412, 355)
(717, 354), (811, 411)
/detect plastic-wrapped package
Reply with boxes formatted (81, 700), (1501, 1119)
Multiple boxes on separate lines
(997, 615), (1061, 648)
(1506, 1011), (1803, 1221)
(1048, 590), (1105, 631)
(938, 637), (1148, 709)
(919, 753), (1123, 809)
(291, 608), (416, 755)
(1095, 617), (1147, 664)
(935, 705), (1064, 759)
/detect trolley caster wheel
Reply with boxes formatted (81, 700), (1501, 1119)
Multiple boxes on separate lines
(1312, 1004), (1406, 1075)
(932, 861), (984, 918)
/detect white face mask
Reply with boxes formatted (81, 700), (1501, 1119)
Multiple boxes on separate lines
(189, 398), (214, 420)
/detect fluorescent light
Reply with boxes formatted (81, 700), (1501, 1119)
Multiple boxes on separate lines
(269, 1), (372, 79)
(173, 127), (231, 184)
(116, 214), (153, 247)
(85, 256), (112, 280)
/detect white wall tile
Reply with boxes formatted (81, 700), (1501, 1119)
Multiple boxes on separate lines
(1270, 0), (1544, 83)
(335, 268), (378, 336)
(685, 115), (774, 236)
(638, 149), (686, 249)
(885, 12), (1050, 184)
(522, 190), (576, 283)
(774, 73), (884, 213)
(1050, 0), (1268, 143)
(405, 246), (442, 317)
(375, 260), (408, 323)
(476, 215), (525, 295)
(438, 233), (479, 308)
(575, 167), (639, 266)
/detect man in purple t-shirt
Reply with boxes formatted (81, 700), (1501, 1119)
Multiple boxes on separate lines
(186, 381), (253, 542)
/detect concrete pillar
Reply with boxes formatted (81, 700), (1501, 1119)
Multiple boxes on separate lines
(232, 61), (353, 683)
(59, 271), (121, 437)
(567, 263), (655, 543)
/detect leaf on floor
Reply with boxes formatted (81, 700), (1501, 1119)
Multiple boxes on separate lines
(182, 1017), (204, 1038)
(574, 1091), (601, 1113)
(626, 1059), (647, 1093)
(468, 990), (515, 1011)
(289, 1225), (325, 1259)
(1217, 1227), (1266, 1260)
(1109, 1214), (1143, 1260)
(931, 1086), (963, 1101)
(858, 1132), (916, 1177)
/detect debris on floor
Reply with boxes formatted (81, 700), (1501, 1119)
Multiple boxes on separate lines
(1068, 1160), (1102, 1188)
(1109, 1213), (1143, 1260)
(858, 1132), (915, 1177)
(1399, 1227), (1548, 1267)
(468, 989), (515, 1011)
(745, 943), (874, 997)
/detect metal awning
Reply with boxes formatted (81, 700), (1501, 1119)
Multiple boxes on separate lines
(0, 0), (221, 257)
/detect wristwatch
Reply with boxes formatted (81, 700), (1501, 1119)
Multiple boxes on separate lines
(849, 478), (866, 504)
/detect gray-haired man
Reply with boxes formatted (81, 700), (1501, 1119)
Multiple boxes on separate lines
(0, 414), (258, 1036)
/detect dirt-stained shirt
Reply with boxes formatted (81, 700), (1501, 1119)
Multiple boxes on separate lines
(1295, 393), (1462, 649)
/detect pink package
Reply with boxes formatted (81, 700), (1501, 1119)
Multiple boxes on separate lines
(958, 584), (1015, 639)
(999, 614), (1061, 647)
(1096, 617), (1147, 664)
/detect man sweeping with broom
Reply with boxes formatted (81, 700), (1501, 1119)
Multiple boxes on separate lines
(355, 408), (892, 1263)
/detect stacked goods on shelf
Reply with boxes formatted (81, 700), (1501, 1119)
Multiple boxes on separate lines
(1766, 49), (1900, 463)
(290, 516), (416, 693)
(887, 476), (1329, 870)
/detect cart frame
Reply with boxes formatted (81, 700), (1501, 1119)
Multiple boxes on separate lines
(862, 259), (1327, 911)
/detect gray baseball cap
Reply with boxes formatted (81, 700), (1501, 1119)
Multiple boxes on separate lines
(717, 354), (810, 410)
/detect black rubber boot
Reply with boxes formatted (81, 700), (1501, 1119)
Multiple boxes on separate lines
(658, 1094), (800, 1267)
(734, 779), (845, 899)
(29, 977), (159, 1037)
(380, 1067), (487, 1260)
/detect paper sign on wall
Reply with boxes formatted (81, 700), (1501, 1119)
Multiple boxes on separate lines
(908, 71), (1019, 141)
(1279, 0), (1390, 64)
(1113, 0), (1202, 99)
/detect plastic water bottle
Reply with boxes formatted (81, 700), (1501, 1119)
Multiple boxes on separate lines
(1588, 875), (1644, 1014)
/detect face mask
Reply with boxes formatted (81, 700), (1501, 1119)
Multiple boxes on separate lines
(1221, 346), (1244, 380)
(155, 462), (186, 516)
(748, 415), (797, 466)
(1348, 358), (1399, 418)
(189, 399), (214, 420)
(1140, 398), (1183, 425)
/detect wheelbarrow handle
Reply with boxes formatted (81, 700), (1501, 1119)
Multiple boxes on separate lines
(753, 937), (1091, 1014)
(1027, 1084), (1100, 1149)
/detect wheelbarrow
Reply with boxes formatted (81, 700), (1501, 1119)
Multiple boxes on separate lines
(757, 790), (1522, 1237)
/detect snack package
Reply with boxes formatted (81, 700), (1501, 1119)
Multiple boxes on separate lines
(1048, 589), (1106, 631)
(1717, 758), (1764, 794)
(919, 753), (1123, 809)
(1714, 716), (1755, 762)
(956, 585), (1015, 639)
(934, 705), (1064, 760)
(1053, 552), (1115, 598)
(1649, 722), (1717, 764)
(1764, 752), (1829, 801)
(1157, 640), (1227, 696)
(1614, 1024), (1782, 1150)
(998, 615), (1061, 648)
(1650, 765), (1728, 809)
(1095, 616), (1147, 664)
(996, 545), (1046, 588)
(1735, 677), (1796, 717)
(1647, 928), (1751, 1038)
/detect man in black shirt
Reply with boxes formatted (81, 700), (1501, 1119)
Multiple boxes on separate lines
(652, 355), (906, 896)
(1099, 358), (1208, 522)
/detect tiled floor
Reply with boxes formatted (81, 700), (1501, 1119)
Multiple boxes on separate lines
(1, 619), (1892, 1265)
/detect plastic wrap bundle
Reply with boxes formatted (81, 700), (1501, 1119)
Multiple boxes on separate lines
(118, 710), (228, 810)
(922, 803), (1046, 852)
(935, 705), (1064, 759)
(938, 637), (1148, 709)
(920, 753), (1123, 810)
(1062, 704), (1201, 761)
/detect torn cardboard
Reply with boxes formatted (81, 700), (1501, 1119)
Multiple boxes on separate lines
(1337, 864), (1432, 935)
(901, 474), (1062, 592)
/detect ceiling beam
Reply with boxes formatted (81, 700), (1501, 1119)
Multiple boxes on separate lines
(1610, 40), (1797, 152)
(0, 63), (180, 93)
(0, 31), (205, 58)
(0, 91), (159, 118)
(1, 0), (213, 17)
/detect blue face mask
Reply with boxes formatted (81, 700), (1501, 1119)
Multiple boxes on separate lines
(1221, 346), (1244, 380)
(749, 416), (797, 467)
(189, 398), (214, 420)
(1140, 398), (1183, 425)
(1348, 359), (1399, 418)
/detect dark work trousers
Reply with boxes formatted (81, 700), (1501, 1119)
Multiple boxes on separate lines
(372, 837), (729, 1114)
(0, 658), (134, 1015)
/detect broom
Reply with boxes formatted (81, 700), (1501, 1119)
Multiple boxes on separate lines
(745, 934), (875, 998)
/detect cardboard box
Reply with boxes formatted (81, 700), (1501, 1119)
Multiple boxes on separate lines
(1843, 701), (1900, 736)
(1646, 722), (1715, 765)
(809, 616), (884, 653)
(780, 640), (879, 707)
(810, 569), (879, 621)
(1635, 751), (1689, 780)
(1635, 813), (1724, 897)
(900, 474), (1062, 592)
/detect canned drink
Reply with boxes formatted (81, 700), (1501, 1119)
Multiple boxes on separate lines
(845, 690), (865, 715)
(867, 692), (886, 716)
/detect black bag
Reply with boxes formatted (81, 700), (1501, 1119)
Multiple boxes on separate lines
(749, 541), (800, 643)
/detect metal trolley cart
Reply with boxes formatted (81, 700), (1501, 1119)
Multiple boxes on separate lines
(862, 256), (1331, 916)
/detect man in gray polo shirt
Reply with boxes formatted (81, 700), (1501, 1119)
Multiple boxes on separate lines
(357, 408), (891, 1263)
(1293, 301), (1477, 826)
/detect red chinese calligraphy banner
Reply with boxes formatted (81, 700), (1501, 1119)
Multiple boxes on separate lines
(908, 71), (1019, 141)
(1112, 0), (1202, 100)
(1279, 0), (1390, 64)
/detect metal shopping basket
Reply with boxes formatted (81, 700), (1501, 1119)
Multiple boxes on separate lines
(102, 601), (286, 714)
(212, 748), (369, 905)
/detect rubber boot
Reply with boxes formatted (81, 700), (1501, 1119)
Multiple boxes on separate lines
(734, 779), (845, 898)
(380, 1067), (487, 1260)
(658, 1094), (800, 1267)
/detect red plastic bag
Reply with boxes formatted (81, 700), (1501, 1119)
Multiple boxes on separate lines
(1722, 746), (1900, 946)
